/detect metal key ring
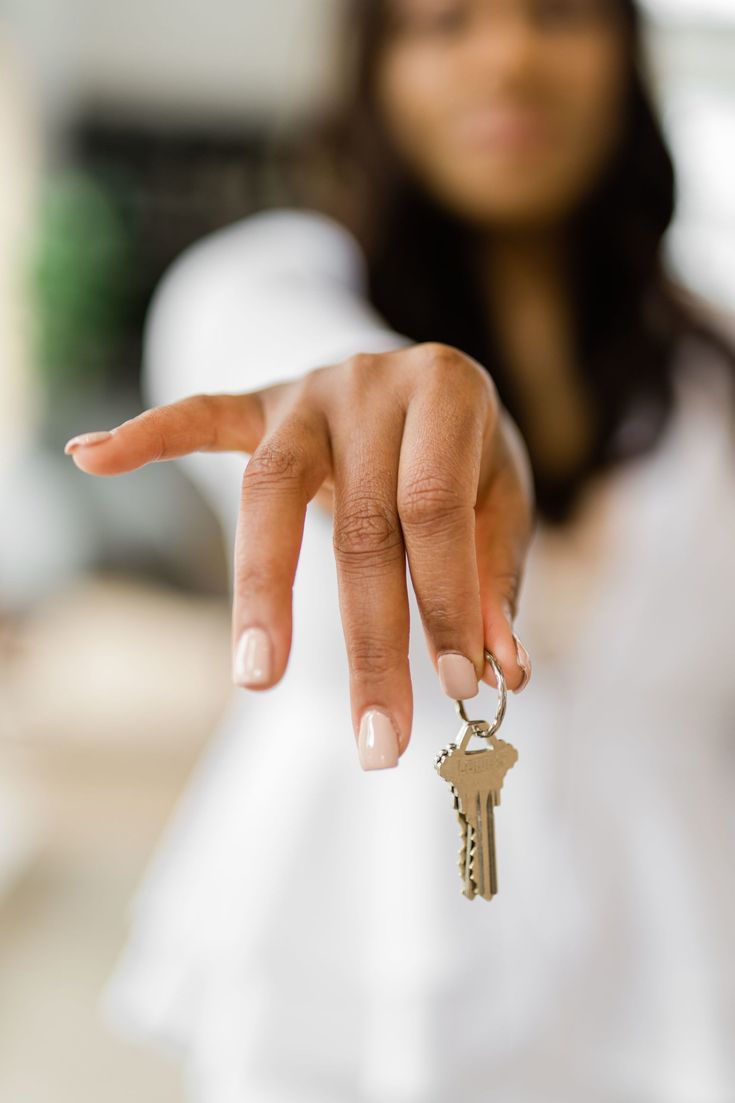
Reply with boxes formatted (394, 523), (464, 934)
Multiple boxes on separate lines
(454, 648), (507, 738)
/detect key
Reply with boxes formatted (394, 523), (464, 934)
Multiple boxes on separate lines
(436, 740), (475, 898)
(448, 749), (497, 899)
(436, 738), (477, 898)
(436, 724), (518, 900)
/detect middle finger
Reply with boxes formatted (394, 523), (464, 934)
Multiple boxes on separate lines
(330, 366), (412, 771)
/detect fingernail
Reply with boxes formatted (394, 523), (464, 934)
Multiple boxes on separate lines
(437, 652), (478, 700)
(233, 626), (272, 686)
(64, 430), (114, 453)
(357, 708), (399, 770)
(513, 634), (532, 694)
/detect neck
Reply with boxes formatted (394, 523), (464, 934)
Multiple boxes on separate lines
(466, 223), (597, 481)
(470, 223), (571, 312)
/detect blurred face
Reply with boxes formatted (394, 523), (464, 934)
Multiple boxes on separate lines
(374, 0), (630, 228)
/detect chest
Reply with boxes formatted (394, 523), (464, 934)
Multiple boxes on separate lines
(517, 411), (733, 709)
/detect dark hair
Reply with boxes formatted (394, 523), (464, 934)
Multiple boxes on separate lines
(281, 0), (735, 525)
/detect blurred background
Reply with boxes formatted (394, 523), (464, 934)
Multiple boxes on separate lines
(0, 1), (734, 1100)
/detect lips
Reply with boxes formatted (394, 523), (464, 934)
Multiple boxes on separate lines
(453, 106), (553, 153)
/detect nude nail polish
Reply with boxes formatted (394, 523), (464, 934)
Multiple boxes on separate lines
(358, 709), (399, 770)
(64, 430), (114, 453)
(437, 652), (479, 699)
(513, 635), (532, 693)
(233, 627), (272, 686)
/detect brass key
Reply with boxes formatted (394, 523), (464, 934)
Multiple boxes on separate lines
(437, 725), (517, 898)
(434, 650), (519, 900)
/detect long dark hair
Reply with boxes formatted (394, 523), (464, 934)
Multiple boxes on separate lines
(279, 0), (735, 525)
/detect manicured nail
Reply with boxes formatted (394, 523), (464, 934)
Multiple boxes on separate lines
(233, 626), (272, 686)
(437, 651), (478, 700)
(357, 708), (399, 770)
(513, 634), (532, 693)
(64, 430), (114, 453)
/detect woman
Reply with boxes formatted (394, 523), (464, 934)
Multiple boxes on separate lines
(65, 1), (735, 1100)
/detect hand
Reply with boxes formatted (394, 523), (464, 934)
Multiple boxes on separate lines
(64, 342), (535, 769)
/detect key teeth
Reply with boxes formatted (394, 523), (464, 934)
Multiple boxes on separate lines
(434, 742), (457, 771)
(460, 835), (477, 899)
(454, 804), (474, 898)
(468, 852), (478, 893)
(467, 834), (477, 889)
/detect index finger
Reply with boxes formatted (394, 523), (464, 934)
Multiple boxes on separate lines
(63, 392), (265, 475)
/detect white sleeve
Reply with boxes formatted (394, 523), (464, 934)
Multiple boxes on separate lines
(140, 206), (414, 410)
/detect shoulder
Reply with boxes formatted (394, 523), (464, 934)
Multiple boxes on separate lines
(654, 322), (735, 534)
(151, 205), (367, 309)
(140, 206), (396, 407)
(142, 206), (371, 399)
(671, 308), (735, 416)
(222, 205), (365, 270)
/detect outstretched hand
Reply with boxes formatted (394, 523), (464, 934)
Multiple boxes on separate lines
(65, 342), (535, 769)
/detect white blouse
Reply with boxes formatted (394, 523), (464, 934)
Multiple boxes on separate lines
(102, 207), (735, 1103)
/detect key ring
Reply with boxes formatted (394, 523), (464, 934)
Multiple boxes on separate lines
(454, 648), (507, 739)
(437, 647), (517, 901)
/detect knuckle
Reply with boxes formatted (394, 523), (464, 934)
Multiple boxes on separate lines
(344, 351), (376, 374)
(397, 470), (467, 529)
(333, 495), (402, 566)
(136, 408), (169, 462)
(339, 352), (382, 396)
(416, 340), (457, 366)
(418, 342), (470, 384)
(300, 363), (330, 397)
(424, 593), (459, 632)
(243, 438), (304, 490)
(348, 636), (404, 679)
(418, 342), (496, 408)
(189, 392), (220, 446)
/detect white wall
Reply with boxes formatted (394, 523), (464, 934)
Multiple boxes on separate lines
(4, 0), (734, 124)
(4, 0), (340, 125)
(4, 0), (735, 311)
